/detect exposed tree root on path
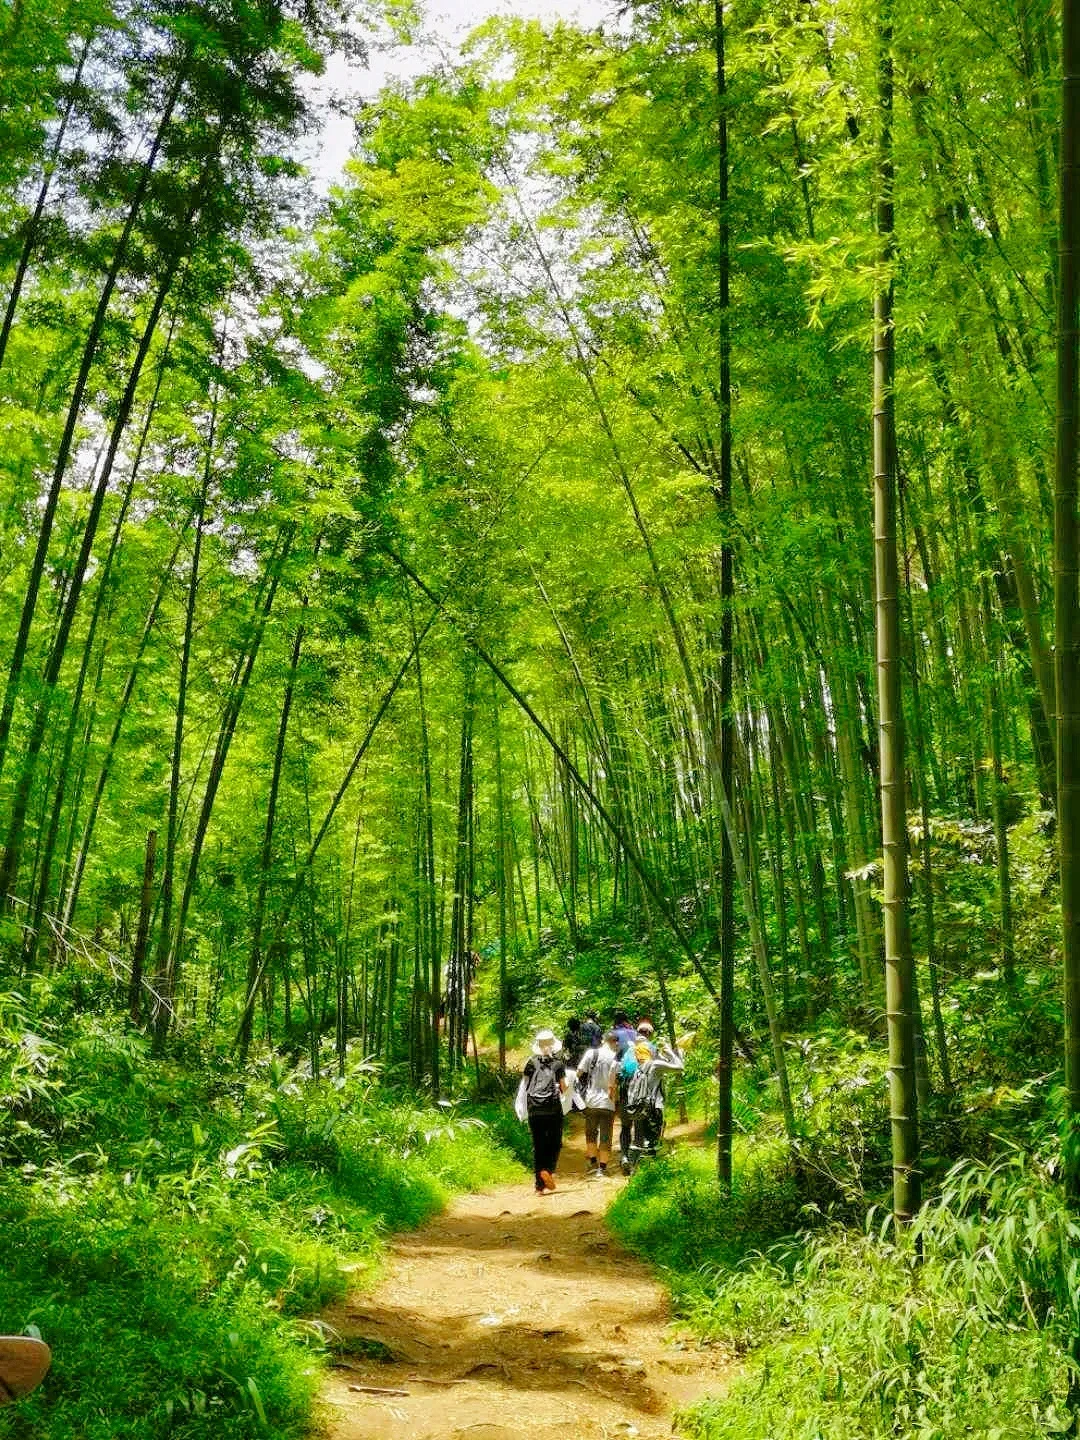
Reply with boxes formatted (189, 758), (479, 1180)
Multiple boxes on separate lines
(319, 1119), (734, 1440)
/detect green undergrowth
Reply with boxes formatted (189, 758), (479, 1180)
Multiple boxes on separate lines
(472, 1095), (534, 1168)
(607, 1141), (803, 1290)
(611, 1138), (1080, 1440)
(0, 1001), (517, 1440)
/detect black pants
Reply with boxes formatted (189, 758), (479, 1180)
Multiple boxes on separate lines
(528, 1110), (563, 1186)
(629, 1104), (663, 1161)
(618, 1104), (633, 1163)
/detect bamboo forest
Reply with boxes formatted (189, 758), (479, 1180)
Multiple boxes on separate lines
(3, 0), (1080, 1434)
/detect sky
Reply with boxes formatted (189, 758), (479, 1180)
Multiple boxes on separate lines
(300, 0), (609, 189)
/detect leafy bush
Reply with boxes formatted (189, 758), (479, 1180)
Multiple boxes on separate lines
(0, 1003), (517, 1440)
(472, 1095), (534, 1167)
(672, 1151), (1078, 1440)
(0, 1168), (319, 1440)
(786, 1029), (892, 1213)
(607, 1144), (803, 1297)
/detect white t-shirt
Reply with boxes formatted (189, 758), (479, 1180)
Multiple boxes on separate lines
(578, 1044), (618, 1111)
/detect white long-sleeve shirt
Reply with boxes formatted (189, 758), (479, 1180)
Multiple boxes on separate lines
(632, 1044), (684, 1111)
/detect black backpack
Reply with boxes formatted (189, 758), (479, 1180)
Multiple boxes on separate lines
(563, 1024), (585, 1067)
(526, 1055), (560, 1111)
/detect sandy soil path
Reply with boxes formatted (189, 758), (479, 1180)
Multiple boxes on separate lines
(319, 1118), (734, 1440)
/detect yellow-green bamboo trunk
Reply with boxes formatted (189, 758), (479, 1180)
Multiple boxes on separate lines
(873, 0), (920, 1226)
(1055, 0), (1080, 1209)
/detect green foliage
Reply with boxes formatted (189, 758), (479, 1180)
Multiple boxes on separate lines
(0, 1005), (517, 1440)
(607, 1144), (802, 1294)
(472, 1095), (534, 1168)
(673, 1153), (1079, 1439)
(786, 1029), (892, 1212)
(0, 1172), (319, 1440)
(472, 915), (710, 1060)
(0, 1), (1075, 1433)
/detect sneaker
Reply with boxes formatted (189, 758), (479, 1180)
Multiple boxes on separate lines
(597, 1165), (608, 1178)
(620, 1157), (632, 1176)
(540, 1170), (556, 1191)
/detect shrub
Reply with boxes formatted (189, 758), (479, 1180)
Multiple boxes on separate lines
(672, 1152), (1078, 1440)
(0, 1006), (518, 1440)
(607, 1143), (802, 1300)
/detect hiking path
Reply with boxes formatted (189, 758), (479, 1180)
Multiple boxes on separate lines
(319, 1119), (735, 1440)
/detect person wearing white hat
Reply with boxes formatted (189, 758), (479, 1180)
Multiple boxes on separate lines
(521, 1029), (567, 1193)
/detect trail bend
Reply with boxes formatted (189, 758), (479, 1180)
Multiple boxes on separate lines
(319, 1120), (734, 1440)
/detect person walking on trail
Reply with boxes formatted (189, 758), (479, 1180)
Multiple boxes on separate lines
(635, 1018), (658, 1056)
(615, 1038), (639, 1176)
(577, 1029), (620, 1178)
(582, 1010), (602, 1049)
(625, 1038), (684, 1170)
(612, 1011), (636, 1056)
(562, 1016), (587, 1067)
(521, 1029), (567, 1193)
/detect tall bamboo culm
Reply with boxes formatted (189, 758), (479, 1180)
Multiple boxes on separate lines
(1054, 0), (1080, 1210)
(873, 0), (920, 1225)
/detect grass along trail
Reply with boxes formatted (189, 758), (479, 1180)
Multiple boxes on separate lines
(319, 1118), (734, 1440)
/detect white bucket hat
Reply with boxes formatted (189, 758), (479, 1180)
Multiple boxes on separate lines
(532, 1028), (562, 1055)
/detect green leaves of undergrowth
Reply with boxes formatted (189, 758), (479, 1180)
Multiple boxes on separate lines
(0, 1006), (517, 1440)
(623, 1147), (1079, 1440)
(607, 1144), (803, 1285)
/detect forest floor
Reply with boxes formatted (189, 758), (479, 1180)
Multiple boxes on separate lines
(318, 1116), (735, 1440)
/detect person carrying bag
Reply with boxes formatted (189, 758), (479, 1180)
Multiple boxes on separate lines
(515, 1029), (567, 1193)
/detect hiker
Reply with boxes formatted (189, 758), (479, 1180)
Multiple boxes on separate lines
(625, 1038), (684, 1170)
(612, 1010), (637, 1055)
(635, 1018), (658, 1056)
(520, 1028), (568, 1193)
(576, 1029), (620, 1178)
(615, 1038), (640, 1176)
(582, 1010), (602, 1049)
(562, 1016), (587, 1067)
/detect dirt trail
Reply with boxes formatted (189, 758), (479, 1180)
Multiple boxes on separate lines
(320, 1119), (734, 1440)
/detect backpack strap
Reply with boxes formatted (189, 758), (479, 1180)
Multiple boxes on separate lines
(526, 1053), (555, 1102)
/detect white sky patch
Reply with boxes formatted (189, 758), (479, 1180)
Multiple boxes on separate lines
(298, 0), (609, 191)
